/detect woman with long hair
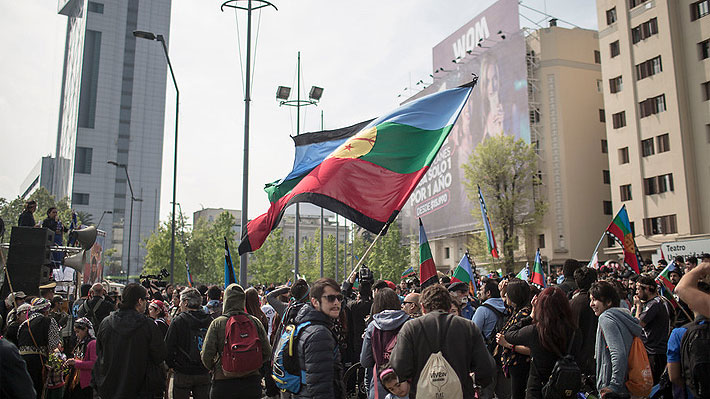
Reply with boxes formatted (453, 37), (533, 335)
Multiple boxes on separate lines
(244, 287), (268, 330)
(360, 288), (410, 399)
(589, 280), (642, 397)
(63, 317), (97, 399)
(496, 279), (532, 399)
(504, 286), (581, 399)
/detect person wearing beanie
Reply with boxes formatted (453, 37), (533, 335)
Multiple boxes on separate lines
(17, 297), (62, 396)
(200, 284), (271, 399)
(166, 288), (213, 399)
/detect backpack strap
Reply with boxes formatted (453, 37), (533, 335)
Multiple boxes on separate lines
(422, 313), (454, 354)
(481, 303), (505, 318)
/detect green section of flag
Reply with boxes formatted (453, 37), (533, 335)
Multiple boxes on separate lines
(419, 242), (433, 263)
(361, 122), (453, 174)
(451, 265), (471, 283)
(265, 176), (301, 203)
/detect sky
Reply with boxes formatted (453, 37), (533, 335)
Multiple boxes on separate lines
(0, 0), (598, 226)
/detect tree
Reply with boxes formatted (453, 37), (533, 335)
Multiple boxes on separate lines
(248, 228), (294, 285)
(463, 135), (545, 272)
(143, 215), (188, 283)
(364, 222), (410, 281)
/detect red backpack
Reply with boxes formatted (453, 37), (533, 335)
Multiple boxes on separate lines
(371, 327), (398, 367)
(221, 314), (262, 376)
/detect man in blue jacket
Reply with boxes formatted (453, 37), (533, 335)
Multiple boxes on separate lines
(472, 278), (510, 399)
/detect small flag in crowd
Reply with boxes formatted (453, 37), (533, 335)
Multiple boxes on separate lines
(656, 261), (679, 308)
(478, 185), (499, 259)
(530, 249), (546, 288)
(587, 251), (599, 269)
(185, 260), (194, 288)
(516, 263), (529, 281)
(419, 219), (437, 289)
(605, 205), (642, 274)
(224, 237), (237, 289)
(401, 266), (416, 278)
(451, 252), (477, 297)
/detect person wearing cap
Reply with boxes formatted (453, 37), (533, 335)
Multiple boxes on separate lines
(449, 282), (474, 320)
(165, 288), (213, 399)
(1, 291), (28, 333)
(63, 317), (97, 399)
(148, 299), (170, 338)
(39, 281), (57, 301)
(17, 297), (62, 396)
(200, 283), (271, 399)
(93, 282), (167, 399)
(5, 303), (32, 346)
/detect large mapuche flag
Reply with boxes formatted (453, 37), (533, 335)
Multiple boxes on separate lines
(239, 82), (475, 255)
(605, 205), (642, 274)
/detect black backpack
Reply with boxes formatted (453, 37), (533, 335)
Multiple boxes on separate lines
(542, 331), (581, 399)
(680, 317), (710, 398)
(177, 312), (208, 366)
(481, 303), (508, 354)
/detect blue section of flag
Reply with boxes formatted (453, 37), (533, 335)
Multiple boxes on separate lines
(224, 237), (237, 289)
(419, 222), (429, 246)
(365, 87), (472, 130)
(284, 139), (349, 181)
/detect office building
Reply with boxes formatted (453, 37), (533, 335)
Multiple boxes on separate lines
(54, 0), (172, 272)
(596, 0), (710, 257)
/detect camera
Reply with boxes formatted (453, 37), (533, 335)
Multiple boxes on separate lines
(359, 265), (374, 285)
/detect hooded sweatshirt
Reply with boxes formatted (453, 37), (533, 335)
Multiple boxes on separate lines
(200, 284), (271, 380)
(92, 308), (167, 399)
(472, 297), (507, 339)
(595, 307), (643, 394)
(360, 310), (410, 399)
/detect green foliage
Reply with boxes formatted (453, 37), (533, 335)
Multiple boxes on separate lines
(462, 135), (546, 272)
(142, 211), (239, 286)
(250, 228), (294, 284)
(0, 187), (89, 244)
(365, 222), (410, 282)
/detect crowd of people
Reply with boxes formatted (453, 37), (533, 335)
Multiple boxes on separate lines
(1, 253), (710, 399)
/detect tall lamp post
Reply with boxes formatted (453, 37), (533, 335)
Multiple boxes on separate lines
(107, 161), (143, 284)
(133, 30), (179, 285)
(96, 210), (113, 230)
(276, 51), (323, 281)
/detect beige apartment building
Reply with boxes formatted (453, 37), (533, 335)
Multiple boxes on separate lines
(596, 0), (710, 258)
(425, 25), (612, 272)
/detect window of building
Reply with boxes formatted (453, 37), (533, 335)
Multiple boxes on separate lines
(603, 201), (613, 215)
(603, 170), (611, 184)
(78, 30), (102, 129)
(530, 109), (541, 124)
(610, 40), (620, 57)
(610, 76), (623, 93)
(639, 94), (666, 118)
(607, 235), (616, 247)
(74, 147), (93, 174)
(702, 81), (710, 101)
(630, 0), (650, 8)
(620, 184), (633, 201)
(658, 173), (674, 193)
(636, 55), (663, 80)
(607, 7), (618, 24)
(691, 0), (710, 20)
(632, 18), (658, 43)
(700, 39), (710, 60)
(619, 147), (630, 164)
(599, 109), (606, 122)
(602, 139), (608, 153)
(643, 214), (678, 235)
(538, 234), (546, 249)
(612, 111), (626, 128)
(641, 138), (655, 157)
(707, 124), (710, 143)
(597, 79), (603, 92)
(444, 247), (450, 259)
(88, 1), (104, 13)
(643, 176), (658, 195)
(72, 193), (90, 206)
(657, 133), (671, 152)
(594, 50), (602, 64)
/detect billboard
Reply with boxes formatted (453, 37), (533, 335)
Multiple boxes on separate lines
(400, 0), (529, 239)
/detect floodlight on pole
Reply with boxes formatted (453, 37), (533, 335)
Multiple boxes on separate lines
(276, 86), (291, 101)
(309, 86), (323, 101)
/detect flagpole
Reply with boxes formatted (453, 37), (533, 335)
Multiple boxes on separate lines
(347, 221), (390, 281)
(589, 231), (606, 260)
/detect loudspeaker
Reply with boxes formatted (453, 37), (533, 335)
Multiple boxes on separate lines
(64, 251), (87, 272)
(7, 227), (53, 265)
(0, 263), (51, 298)
(68, 226), (97, 251)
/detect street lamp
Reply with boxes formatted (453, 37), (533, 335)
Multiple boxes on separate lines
(133, 29), (179, 286)
(277, 51), (323, 281)
(107, 161), (143, 284)
(96, 210), (113, 230)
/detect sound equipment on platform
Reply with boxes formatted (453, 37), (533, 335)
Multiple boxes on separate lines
(64, 226), (97, 272)
(1, 227), (54, 298)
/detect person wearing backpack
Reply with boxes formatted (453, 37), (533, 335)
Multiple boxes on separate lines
(390, 284), (496, 399)
(165, 288), (213, 399)
(504, 287), (582, 399)
(473, 278), (511, 399)
(292, 278), (346, 399)
(77, 283), (114, 329)
(360, 288), (410, 399)
(589, 280), (645, 398)
(200, 284), (272, 399)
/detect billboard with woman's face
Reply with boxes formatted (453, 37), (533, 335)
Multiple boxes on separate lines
(400, 0), (529, 239)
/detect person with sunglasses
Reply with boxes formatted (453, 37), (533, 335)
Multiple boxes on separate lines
(293, 278), (346, 399)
